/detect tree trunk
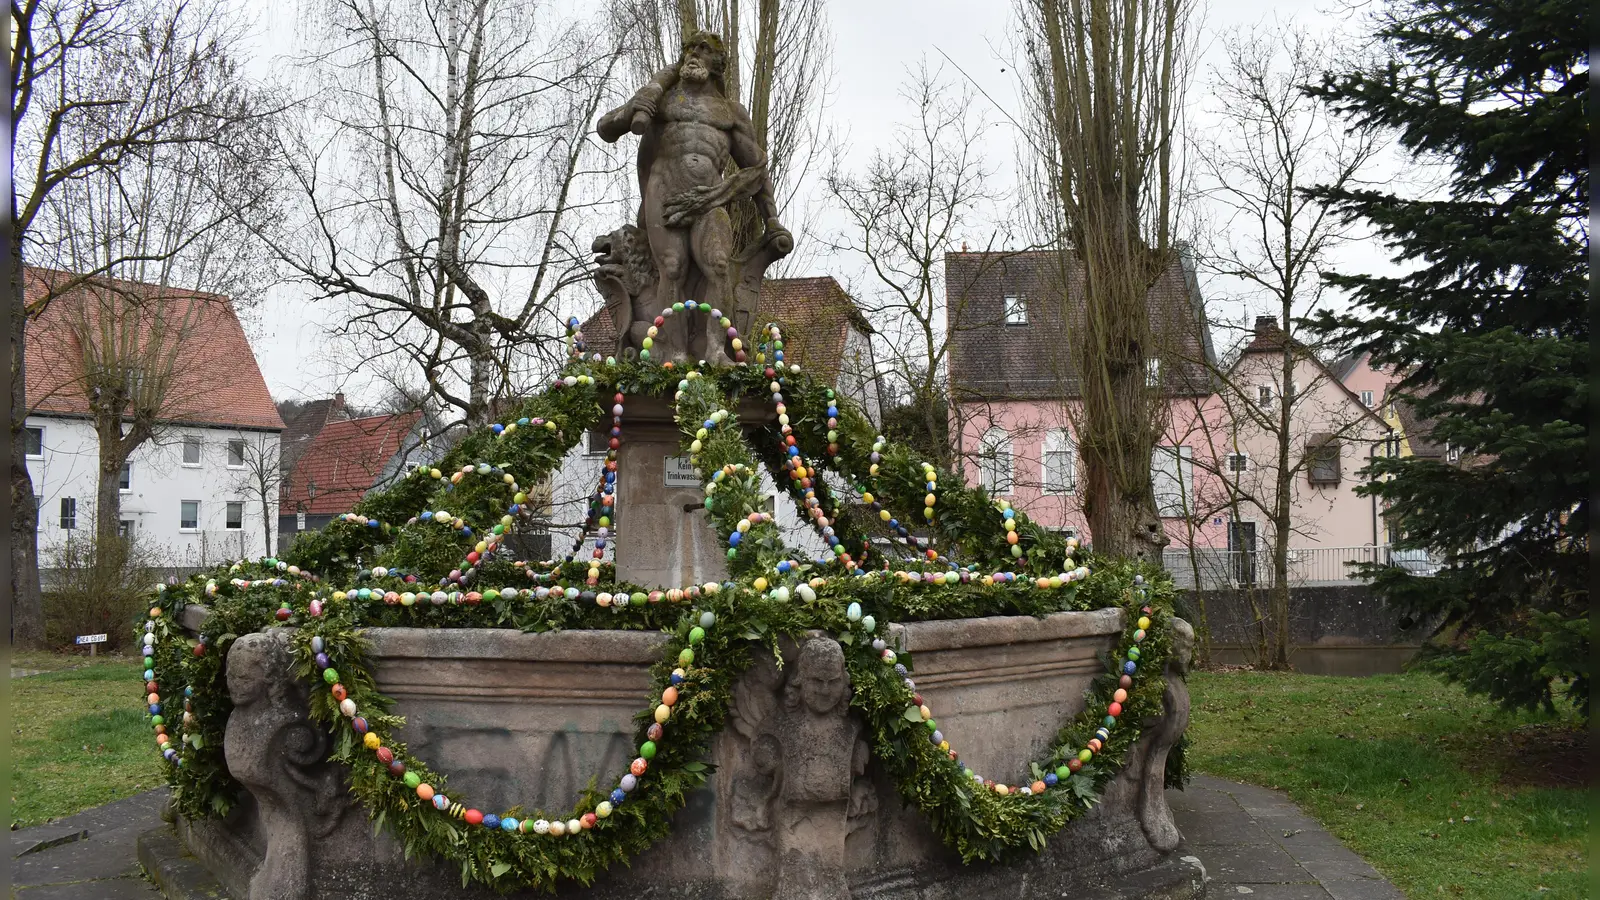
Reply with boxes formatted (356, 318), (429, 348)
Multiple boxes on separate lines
(1077, 268), (1167, 562)
(10, 241), (45, 647)
(95, 417), (125, 549)
(262, 491), (274, 558)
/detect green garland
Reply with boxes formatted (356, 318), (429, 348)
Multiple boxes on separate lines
(139, 347), (1179, 894)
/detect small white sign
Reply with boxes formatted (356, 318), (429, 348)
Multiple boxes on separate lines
(296, 510), (307, 531)
(664, 456), (701, 488)
(75, 633), (108, 645)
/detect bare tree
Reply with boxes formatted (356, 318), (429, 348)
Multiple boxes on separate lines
(1173, 25), (1382, 667)
(608, 0), (835, 267)
(10, 0), (276, 646)
(1017, 0), (1192, 561)
(67, 281), (208, 557)
(268, 0), (624, 430)
(820, 64), (1017, 469)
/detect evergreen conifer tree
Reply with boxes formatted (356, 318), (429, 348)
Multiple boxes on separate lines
(1307, 0), (1587, 716)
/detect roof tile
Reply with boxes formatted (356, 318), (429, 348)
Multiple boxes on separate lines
(280, 412), (422, 515)
(23, 267), (283, 430)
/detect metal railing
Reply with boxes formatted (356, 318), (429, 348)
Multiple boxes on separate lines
(1161, 545), (1437, 590)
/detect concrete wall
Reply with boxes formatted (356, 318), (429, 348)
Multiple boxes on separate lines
(1181, 583), (1430, 676)
(26, 413), (281, 569)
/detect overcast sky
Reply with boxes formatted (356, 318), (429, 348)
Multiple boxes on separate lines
(237, 0), (1391, 406)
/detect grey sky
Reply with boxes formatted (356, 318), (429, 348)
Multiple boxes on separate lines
(238, 0), (1385, 405)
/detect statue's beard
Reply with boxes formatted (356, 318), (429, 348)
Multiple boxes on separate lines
(681, 57), (711, 84)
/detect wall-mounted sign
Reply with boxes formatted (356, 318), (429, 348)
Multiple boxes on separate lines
(664, 456), (700, 488)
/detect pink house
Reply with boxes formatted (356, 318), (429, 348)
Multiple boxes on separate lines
(946, 250), (1396, 582)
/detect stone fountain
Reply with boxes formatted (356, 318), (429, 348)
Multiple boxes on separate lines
(163, 30), (1204, 900)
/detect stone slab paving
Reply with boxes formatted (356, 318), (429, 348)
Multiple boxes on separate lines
(1172, 775), (1406, 900)
(9, 777), (1407, 899)
(9, 790), (170, 900)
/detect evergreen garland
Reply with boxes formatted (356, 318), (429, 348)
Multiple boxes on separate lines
(141, 353), (1178, 893)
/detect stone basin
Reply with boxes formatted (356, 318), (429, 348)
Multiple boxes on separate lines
(178, 608), (1200, 900)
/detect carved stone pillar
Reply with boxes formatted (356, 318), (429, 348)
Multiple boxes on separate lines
(222, 631), (347, 900)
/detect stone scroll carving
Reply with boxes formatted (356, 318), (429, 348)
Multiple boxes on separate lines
(726, 637), (877, 900)
(1136, 616), (1194, 852)
(223, 631), (347, 900)
(593, 30), (793, 364)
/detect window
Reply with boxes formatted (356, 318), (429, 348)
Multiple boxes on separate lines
(59, 497), (77, 530)
(23, 426), (44, 458)
(1307, 437), (1342, 485)
(118, 520), (134, 538)
(1151, 445), (1194, 517)
(119, 462), (132, 492)
(227, 439), (246, 468)
(1146, 358), (1163, 388)
(1226, 453), (1250, 474)
(1257, 386), (1274, 408)
(180, 500), (200, 531)
(1444, 443), (1462, 464)
(1359, 390), (1374, 408)
(586, 430), (610, 455)
(1004, 295), (1027, 325)
(225, 501), (244, 530)
(1042, 429), (1076, 493)
(978, 428), (1013, 495)
(182, 436), (201, 466)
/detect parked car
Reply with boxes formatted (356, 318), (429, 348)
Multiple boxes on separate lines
(1387, 547), (1439, 576)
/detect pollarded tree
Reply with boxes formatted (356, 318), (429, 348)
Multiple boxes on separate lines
(10, 0), (276, 646)
(1307, 0), (1588, 716)
(1017, 0), (1193, 562)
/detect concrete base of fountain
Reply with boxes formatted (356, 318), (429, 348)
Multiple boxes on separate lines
(173, 604), (1203, 900)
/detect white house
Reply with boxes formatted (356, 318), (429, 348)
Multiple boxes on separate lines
(23, 268), (284, 572)
(547, 277), (883, 569)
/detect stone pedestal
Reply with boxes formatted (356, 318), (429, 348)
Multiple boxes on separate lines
(176, 607), (1201, 900)
(608, 396), (772, 589)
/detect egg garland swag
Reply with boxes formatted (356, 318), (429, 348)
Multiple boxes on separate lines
(141, 325), (1179, 893)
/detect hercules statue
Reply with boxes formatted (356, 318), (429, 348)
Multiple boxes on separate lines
(594, 31), (792, 364)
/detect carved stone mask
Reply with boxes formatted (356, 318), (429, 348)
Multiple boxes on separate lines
(796, 640), (847, 714)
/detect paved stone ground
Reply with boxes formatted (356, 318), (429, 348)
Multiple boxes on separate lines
(1172, 776), (1404, 900)
(8, 776), (1406, 899)
(10, 789), (169, 899)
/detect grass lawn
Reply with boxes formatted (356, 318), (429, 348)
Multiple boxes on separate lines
(1187, 670), (1589, 900)
(10, 651), (164, 828)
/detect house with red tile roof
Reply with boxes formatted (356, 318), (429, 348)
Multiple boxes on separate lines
(277, 411), (424, 547)
(21, 267), (285, 568)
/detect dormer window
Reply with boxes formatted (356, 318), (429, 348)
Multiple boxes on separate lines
(1004, 295), (1027, 325)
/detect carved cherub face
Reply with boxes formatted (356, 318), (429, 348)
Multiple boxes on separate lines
(797, 640), (847, 714)
(679, 31), (726, 86)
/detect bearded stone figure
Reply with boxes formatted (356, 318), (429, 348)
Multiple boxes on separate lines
(595, 31), (793, 364)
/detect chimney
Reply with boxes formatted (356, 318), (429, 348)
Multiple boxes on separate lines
(1254, 316), (1278, 336)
